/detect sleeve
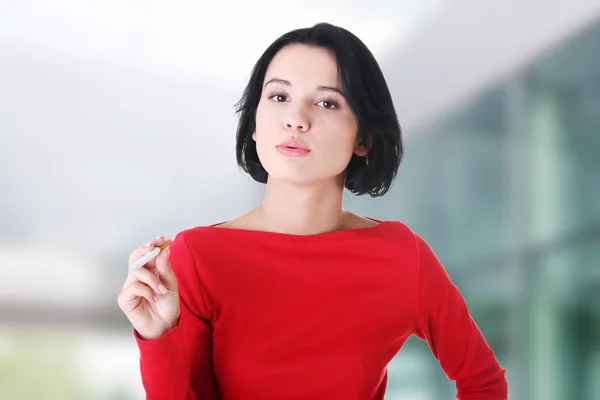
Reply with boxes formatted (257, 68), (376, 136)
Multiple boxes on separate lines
(134, 232), (219, 400)
(412, 233), (508, 399)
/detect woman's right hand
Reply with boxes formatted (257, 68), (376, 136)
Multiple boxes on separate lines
(118, 236), (181, 340)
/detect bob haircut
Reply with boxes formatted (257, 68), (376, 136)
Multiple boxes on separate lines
(235, 22), (403, 197)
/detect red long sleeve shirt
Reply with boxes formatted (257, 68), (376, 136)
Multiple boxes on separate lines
(135, 221), (507, 399)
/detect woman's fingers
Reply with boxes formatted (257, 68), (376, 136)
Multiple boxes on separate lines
(128, 236), (168, 266)
(124, 266), (167, 294)
(118, 281), (157, 308)
(155, 247), (178, 291)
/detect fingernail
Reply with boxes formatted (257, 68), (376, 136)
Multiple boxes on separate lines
(158, 284), (167, 294)
(144, 242), (151, 247)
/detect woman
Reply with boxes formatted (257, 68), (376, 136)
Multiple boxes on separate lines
(118, 23), (508, 400)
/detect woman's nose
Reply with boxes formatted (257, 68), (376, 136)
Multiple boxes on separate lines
(285, 109), (310, 133)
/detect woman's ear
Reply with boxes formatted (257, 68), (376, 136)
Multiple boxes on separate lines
(353, 135), (372, 157)
(252, 131), (257, 141)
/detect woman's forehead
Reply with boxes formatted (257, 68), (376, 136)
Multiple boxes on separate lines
(265, 45), (339, 86)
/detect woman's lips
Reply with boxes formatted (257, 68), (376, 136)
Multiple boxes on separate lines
(276, 146), (311, 157)
(276, 139), (311, 157)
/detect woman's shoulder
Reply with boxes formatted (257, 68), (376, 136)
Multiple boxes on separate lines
(171, 222), (233, 247)
(367, 219), (420, 250)
(365, 217), (414, 236)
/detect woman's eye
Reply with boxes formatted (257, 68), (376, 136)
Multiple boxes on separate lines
(317, 100), (338, 109)
(270, 94), (287, 102)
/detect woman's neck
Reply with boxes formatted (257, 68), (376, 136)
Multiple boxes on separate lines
(257, 177), (346, 235)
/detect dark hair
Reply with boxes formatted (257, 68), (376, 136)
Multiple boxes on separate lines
(235, 22), (403, 197)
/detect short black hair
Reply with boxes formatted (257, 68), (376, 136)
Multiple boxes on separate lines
(235, 22), (403, 197)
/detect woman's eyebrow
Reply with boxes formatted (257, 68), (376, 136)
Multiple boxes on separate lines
(316, 85), (344, 96)
(264, 78), (344, 96)
(264, 78), (291, 87)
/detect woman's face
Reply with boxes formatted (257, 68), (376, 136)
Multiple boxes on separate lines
(253, 44), (368, 186)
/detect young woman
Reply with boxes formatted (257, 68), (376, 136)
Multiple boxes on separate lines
(118, 23), (508, 400)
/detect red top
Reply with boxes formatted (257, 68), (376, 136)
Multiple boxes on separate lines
(135, 221), (507, 399)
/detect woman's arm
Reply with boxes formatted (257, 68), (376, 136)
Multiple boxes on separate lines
(412, 233), (508, 399)
(135, 233), (219, 400)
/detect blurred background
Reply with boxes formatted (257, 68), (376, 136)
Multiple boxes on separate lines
(1, 0), (599, 399)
